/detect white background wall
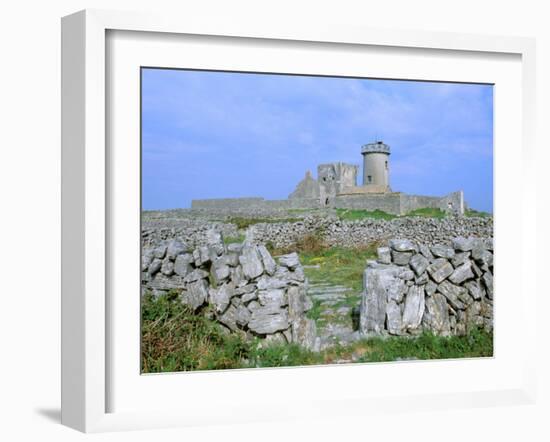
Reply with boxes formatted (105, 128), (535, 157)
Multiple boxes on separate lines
(0, 0), (548, 440)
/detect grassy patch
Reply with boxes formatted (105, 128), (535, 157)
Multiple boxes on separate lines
(355, 328), (493, 362)
(223, 234), (245, 245)
(227, 216), (302, 229)
(465, 208), (492, 218)
(300, 245), (378, 293)
(141, 291), (249, 372)
(335, 208), (397, 221)
(405, 207), (447, 218)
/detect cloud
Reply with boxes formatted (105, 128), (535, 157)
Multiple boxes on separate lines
(141, 69), (493, 211)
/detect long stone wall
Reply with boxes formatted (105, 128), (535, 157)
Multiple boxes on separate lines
(191, 191), (465, 216)
(360, 237), (493, 337)
(141, 231), (317, 349)
(248, 215), (493, 249)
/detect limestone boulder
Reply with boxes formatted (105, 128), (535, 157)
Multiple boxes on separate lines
(183, 279), (208, 311)
(239, 244), (264, 280)
(402, 285), (425, 331)
(427, 258), (454, 283)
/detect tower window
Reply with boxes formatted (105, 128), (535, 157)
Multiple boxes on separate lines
(385, 161), (388, 170)
(367, 175), (372, 183)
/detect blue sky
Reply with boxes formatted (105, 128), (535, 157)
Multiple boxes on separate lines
(142, 68), (493, 212)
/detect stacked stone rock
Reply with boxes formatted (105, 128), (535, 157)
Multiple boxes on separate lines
(141, 230), (317, 350)
(248, 215), (493, 249)
(359, 237), (493, 337)
(141, 220), (239, 249)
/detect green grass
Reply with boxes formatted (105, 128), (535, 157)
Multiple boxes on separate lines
(465, 208), (492, 218)
(405, 207), (447, 218)
(141, 291), (493, 372)
(300, 245), (378, 293)
(227, 216), (303, 229)
(335, 208), (397, 221)
(354, 328), (493, 362)
(223, 234), (245, 245)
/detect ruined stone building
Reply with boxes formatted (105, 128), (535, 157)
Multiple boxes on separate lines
(192, 141), (465, 215)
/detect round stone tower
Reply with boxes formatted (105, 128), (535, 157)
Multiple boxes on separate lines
(361, 141), (391, 190)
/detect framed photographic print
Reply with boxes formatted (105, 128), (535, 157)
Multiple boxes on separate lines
(61, 9), (537, 433)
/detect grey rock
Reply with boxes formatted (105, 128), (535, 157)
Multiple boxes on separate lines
(247, 300), (261, 311)
(471, 261), (483, 278)
(248, 307), (289, 334)
(174, 253), (194, 277)
(402, 285), (425, 331)
(258, 289), (287, 308)
(227, 243), (243, 254)
(482, 271), (494, 299)
(392, 250), (413, 266)
(451, 251), (471, 268)
(291, 317), (317, 350)
(211, 261), (231, 285)
(183, 268), (209, 283)
(287, 285), (312, 319)
(427, 258), (454, 283)
(409, 254), (429, 276)
(425, 280), (437, 297)
(193, 246), (213, 267)
(449, 261), (474, 285)
(377, 247), (392, 264)
(471, 240), (488, 261)
(183, 279), (208, 310)
(257, 245), (277, 276)
(415, 273), (429, 285)
(278, 252), (300, 270)
(230, 265), (246, 286)
(398, 268), (415, 280)
(217, 304), (238, 331)
(235, 305), (251, 327)
(451, 237), (477, 252)
(386, 300), (403, 335)
(205, 229), (225, 256)
(141, 248), (155, 271)
(437, 280), (467, 310)
(149, 273), (185, 290)
(389, 239), (417, 252)
(360, 265), (401, 334)
(288, 266), (306, 283)
(431, 244), (455, 259)
(160, 258), (175, 276)
(209, 283), (235, 314)
(166, 240), (188, 260)
(235, 283), (257, 296)
(219, 253), (240, 267)
(419, 244), (434, 260)
(425, 293), (451, 336)
(241, 291), (258, 303)
(148, 258), (162, 276)
(256, 275), (287, 290)
(239, 245), (264, 279)
(464, 280), (484, 300)
(153, 244), (167, 259)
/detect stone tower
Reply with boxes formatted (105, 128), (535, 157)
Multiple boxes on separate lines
(361, 141), (391, 191)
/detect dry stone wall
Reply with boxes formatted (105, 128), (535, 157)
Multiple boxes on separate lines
(360, 237), (494, 337)
(141, 230), (317, 350)
(248, 215), (493, 249)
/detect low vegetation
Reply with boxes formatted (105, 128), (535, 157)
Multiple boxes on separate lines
(405, 207), (446, 218)
(465, 208), (492, 218)
(335, 208), (397, 221)
(227, 216), (302, 230)
(141, 291), (493, 373)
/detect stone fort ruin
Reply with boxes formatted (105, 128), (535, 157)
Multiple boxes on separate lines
(192, 141), (465, 215)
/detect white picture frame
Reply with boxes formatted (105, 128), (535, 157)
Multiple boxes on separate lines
(61, 9), (537, 433)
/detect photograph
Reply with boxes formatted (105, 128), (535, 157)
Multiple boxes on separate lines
(140, 68), (494, 373)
